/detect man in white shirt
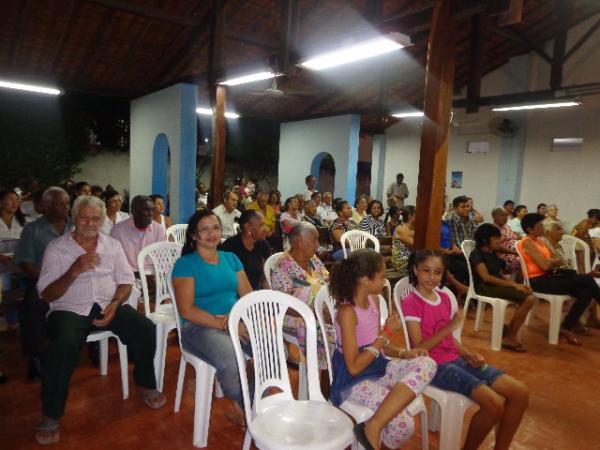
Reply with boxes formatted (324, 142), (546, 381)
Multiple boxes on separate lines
(212, 190), (241, 238)
(386, 173), (409, 207)
(317, 191), (338, 226)
(302, 175), (318, 201)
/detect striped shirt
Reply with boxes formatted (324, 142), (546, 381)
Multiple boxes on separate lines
(37, 233), (135, 316)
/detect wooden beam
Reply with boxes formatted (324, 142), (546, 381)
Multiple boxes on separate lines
(225, 31), (279, 50)
(414, 0), (456, 250)
(83, 0), (200, 27)
(550, 0), (569, 89)
(466, 12), (485, 113)
(10, 0), (31, 68)
(210, 85), (227, 209)
(280, 0), (299, 73)
(565, 17), (600, 62)
(487, 24), (553, 64)
(78, 10), (116, 77)
(49, 0), (76, 70)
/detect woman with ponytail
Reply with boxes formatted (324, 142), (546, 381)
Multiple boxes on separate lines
(171, 210), (253, 426)
(330, 249), (436, 450)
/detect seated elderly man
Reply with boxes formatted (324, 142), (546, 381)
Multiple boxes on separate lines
(35, 196), (164, 445)
(270, 222), (329, 369)
(213, 190), (241, 239)
(247, 190), (276, 236)
(110, 195), (166, 273)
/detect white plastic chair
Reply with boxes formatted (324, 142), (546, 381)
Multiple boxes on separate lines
(383, 278), (393, 314)
(167, 276), (220, 448)
(137, 241), (181, 391)
(86, 286), (140, 400)
(515, 242), (572, 345)
(394, 278), (476, 450)
(263, 250), (308, 400)
(166, 224), (188, 245)
(461, 240), (518, 351)
(263, 252), (284, 288)
(340, 230), (381, 259)
(228, 290), (354, 450)
(314, 284), (429, 450)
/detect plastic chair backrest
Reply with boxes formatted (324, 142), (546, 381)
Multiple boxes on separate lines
(340, 230), (380, 259)
(560, 234), (590, 273)
(383, 278), (392, 313)
(461, 240), (477, 298)
(166, 224), (188, 245)
(394, 277), (461, 347)
(137, 242), (182, 317)
(314, 284), (389, 386)
(514, 240), (532, 286)
(263, 252), (284, 288)
(166, 275), (186, 354)
(228, 290), (325, 422)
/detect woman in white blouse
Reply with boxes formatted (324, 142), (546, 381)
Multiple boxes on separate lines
(100, 190), (129, 235)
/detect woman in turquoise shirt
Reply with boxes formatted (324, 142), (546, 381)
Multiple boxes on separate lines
(172, 210), (252, 426)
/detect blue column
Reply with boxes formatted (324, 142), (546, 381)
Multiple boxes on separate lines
(152, 133), (169, 199)
(344, 114), (360, 204)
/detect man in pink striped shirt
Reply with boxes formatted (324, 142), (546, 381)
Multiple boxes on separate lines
(110, 195), (166, 272)
(35, 195), (165, 445)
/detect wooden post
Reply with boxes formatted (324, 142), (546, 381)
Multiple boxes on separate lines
(210, 85), (227, 209)
(466, 12), (485, 114)
(413, 0), (456, 250)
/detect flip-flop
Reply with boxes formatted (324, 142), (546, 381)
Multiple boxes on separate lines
(501, 341), (527, 353)
(140, 390), (167, 409)
(35, 420), (60, 445)
(353, 422), (376, 450)
(560, 331), (582, 346)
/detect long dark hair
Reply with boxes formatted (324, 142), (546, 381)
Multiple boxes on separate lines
(0, 190), (26, 226)
(408, 249), (447, 287)
(181, 210), (220, 256)
(329, 249), (384, 306)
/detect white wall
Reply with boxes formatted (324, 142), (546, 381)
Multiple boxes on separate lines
(278, 114), (359, 202)
(77, 152), (130, 195)
(382, 13), (600, 227)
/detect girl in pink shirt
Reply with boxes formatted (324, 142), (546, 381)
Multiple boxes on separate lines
(330, 249), (436, 450)
(402, 250), (529, 450)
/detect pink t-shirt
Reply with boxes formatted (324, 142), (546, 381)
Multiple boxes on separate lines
(401, 289), (460, 365)
(110, 217), (166, 271)
(334, 295), (379, 353)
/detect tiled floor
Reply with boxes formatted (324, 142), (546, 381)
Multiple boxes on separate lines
(1, 302), (599, 450)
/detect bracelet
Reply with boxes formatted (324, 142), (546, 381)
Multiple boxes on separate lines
(375, 335), (390, 347)
(383, 325), (395, 337)
(364, 346), (380, 358)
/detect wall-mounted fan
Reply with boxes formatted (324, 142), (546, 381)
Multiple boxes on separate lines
(488, 117), (518, 138)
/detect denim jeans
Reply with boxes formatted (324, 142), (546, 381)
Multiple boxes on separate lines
(181, 322), (252, 408)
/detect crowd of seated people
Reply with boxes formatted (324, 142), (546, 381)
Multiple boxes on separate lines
(3, 172), (600, 449)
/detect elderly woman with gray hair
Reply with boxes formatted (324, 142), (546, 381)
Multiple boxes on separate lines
(491, 206), (521, 274)
(270, 222), (329, 368)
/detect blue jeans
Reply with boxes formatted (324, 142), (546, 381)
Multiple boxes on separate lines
(181, 322), (252, 408)
(431, 357), (504, 398)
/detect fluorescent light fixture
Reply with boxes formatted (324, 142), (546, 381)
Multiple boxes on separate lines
(219, 71), (277, 86)
(196, 107), (240, 119)
(492, 101), (580, 112)
(0, 79), (62, 95)
(300, 33), (411, 71)
(392, 111), (424, 118)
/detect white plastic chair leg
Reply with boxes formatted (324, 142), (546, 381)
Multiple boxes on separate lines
(193, 363), (216, 448)
(297, 359), (308, 400)
(214, 380), (224, 398)
(548, 299), (563, 345)
(439, 402), (467, 450)
(117, 339), (129, 399)
(242, 430), (252, 450)
(419, 407), (429, 449)
(154, 324), (166, 392)
(428, 400), (441, 433)
(174, 357), (187, 412)
(99, 338), (109, 376)
(490, 302), (508, 351)
(474, 301), (485, 332)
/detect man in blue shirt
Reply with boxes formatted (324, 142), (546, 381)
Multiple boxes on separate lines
(14, 187), (72, 381)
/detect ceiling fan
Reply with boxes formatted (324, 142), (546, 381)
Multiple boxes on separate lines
(246, 75), (313, 98)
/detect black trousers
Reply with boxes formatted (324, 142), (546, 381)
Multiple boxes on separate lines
(19, 281), (49, 359)
(530, 273), (599, 330)
(42, 305), (157, 419)
(448, 254), (469, 286)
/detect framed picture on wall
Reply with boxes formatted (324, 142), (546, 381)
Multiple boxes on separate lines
(451, 171), (463, 189)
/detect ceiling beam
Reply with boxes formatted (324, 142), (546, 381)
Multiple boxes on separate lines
(49, 0), (76, 71)
(550, 0), (569, 89)
(466, 12), (486, 113)
(564, 17), (600, 62)
(83, 0), (200, 27)
(10, 0), (31, 68)
(487, 24), (552, 64)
